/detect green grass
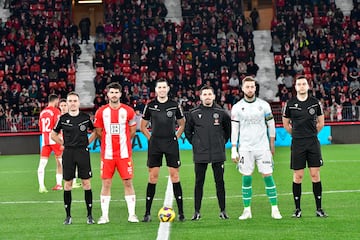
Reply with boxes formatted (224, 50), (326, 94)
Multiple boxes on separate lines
(1, 144), (360, 239)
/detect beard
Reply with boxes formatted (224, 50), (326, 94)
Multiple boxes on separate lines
(110, 98), (120, 104)
(244, 92), (255, 99)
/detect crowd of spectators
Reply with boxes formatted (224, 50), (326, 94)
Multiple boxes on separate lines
(92, 0), (259, 114)
(271, 0), (360, 121)
(1, 0), (360, 132)
(0, 0), (80, 131)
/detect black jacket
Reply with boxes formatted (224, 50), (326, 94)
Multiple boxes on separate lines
(185, 104), (231, 163)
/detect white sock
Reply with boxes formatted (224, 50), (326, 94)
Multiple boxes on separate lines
(272, 205), (279, 211)
(37, 158), (48, 188)
(100, 195), (111, 218)
(72, 178), (77, 184)
(125, 195), (136, 216)
(56, 174), (63, 186)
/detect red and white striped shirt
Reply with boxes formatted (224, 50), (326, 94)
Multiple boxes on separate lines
(94, 104), (136, 160)
(39, 106), (60, 146)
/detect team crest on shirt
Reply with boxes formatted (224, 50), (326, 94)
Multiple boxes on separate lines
(213, 113), (220, 125)
(258, 106), (263, 111)
(79, 124), (86, 131)
(66, 119), (70, 123)
(167, 111), (173, 117)
(154, 105), (158, 109)
(308, 108), (315, 115)
(119, 112), (126, 123)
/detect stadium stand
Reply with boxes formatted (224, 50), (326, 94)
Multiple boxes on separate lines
(1, 0), (360, 132)
(0, 0), (79, 131)
(271, 0), (360, 121)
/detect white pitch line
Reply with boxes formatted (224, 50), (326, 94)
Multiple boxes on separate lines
(156, 176), (174, 240)
(1, 189), (359, 205)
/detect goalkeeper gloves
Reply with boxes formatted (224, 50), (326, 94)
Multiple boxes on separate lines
(231, 146), (239, 161)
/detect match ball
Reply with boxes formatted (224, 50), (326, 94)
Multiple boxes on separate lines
(158, 206), (176, 222)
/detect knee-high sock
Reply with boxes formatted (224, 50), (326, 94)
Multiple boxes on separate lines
(264, 175), (278, 206)
(125, 195), (136, 216)
(293, 182), (302, 209)
(100, 195), (111, 218)
(145, 183), (156, 215)
(37, 158), (48, 188)
(242, 175), (252, 207)
(173, 182), (184, 215)
(64, 190), (72, 217)
(85, 189), (92, 217)
(313, 181), (322, 210)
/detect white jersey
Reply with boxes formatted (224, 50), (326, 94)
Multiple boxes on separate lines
(231, 98), (274, 151)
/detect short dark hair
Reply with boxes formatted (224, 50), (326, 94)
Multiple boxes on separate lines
(48, 94), (58, 102)
(106, 82), (122, 91)
(59, 98), (66, 104)
(199, 85), (214, 95)
(67, 91), (79, 98)
(295, 75), (307, 81)
(155, 78), (169, 87)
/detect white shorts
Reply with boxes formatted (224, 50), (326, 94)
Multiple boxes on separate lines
(237, 150), (273, 175)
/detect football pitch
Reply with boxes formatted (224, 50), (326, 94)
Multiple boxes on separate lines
(1, 144), (360, 240)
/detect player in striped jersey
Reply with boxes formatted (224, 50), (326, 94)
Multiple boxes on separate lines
(37, 94), (62, 193)
(94, 82), (139, 224)
(231, 76), (282, 220)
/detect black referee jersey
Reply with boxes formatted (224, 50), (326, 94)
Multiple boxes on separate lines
(283, 96), (323, 139)
(53, 112), (94, 147)
(142, 98), (184, 138)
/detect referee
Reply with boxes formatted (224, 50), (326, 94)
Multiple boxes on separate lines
(140, 79), (186, 222)
(185, 85), (231, 220)
(51, 92), (97, 225)
(282, 76), (327, 218)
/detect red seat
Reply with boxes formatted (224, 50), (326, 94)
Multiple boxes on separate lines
(303, 67), (311, 74)
(140, 65), (148, 73)
(122, 66), (132, 77)
(222, 83), (229, 91)
(37, 4), (45, 11)
(96, 66), (104, 74)
(122, 59), (130, 67)
(185, 63), (193, 75)
(30, 4), (37, 10)
(221, 75), (229, 83)
(328, 53), (336, 61)
(49, 82), (58, 89)
(319, 52), (327, 60)
(305, 73), (313, 80)
(274, 54), (283, 64)
(58, 81), (66, 89)
(158, 71), (167, 78)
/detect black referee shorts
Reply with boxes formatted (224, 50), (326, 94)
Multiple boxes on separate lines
(62, 147), (92, 181)
(147, 136), (181, 168)
(290, 137), (323, 170)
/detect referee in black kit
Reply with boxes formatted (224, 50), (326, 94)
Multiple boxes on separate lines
(51, 92), (97, 225)
(184, 85), (231, 220)
(140, 78), (186, 222)
(282, 76), (327, 218)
